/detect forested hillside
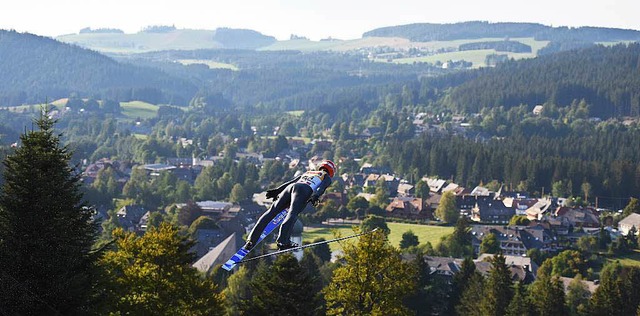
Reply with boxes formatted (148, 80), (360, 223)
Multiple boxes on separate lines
(363, 21), (640, 42)
(431, 44), (640, 117)
(0, 30), (197, 106)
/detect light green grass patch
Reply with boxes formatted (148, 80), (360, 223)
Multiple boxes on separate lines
(133, 134), (148, 140)
(303, 222), (453, 252)
(260, 39), (345, 51)
(177, 59), (239, 71)
(286, 110), (304, 117)
(120, 101), (159, 119)
(607, 249), (640, 267)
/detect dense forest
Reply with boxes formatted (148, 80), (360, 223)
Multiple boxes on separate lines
(0, 30), (196, 106)
(363, 21), (640, 42)
(425, 44), (640, 117)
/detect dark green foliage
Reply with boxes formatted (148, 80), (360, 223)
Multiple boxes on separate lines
(480, 233), (501, 254)
(247, 254), (322, 315)
(364, 21), (640, 42)
(446, 44), (640, 117)
(450, 257), (478, 315)
(530, 261), (568, 316)
(360, 215), (390, 236)
(385, 125), (640, 206)
(589, 263), (640, 316)
(459, 40), (532, 53)
(623, 197), (640, 217)
(400, 230), (420, 249)
(307, 238), (332, 263)
(0, 113), (98, 314)
(0, 30), (196, 105)
(480, 253), (514, 316)
(506, 282), (531, 316)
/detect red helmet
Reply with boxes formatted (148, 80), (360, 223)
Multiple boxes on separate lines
(318, 160), (337, 178)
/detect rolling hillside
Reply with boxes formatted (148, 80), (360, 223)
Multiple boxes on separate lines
(0, 30), (197, 106)
(57, 27), (276, 53)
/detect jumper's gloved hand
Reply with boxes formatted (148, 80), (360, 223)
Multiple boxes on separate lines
(308, 194), (320, 207)
(266, 189), (279, 200)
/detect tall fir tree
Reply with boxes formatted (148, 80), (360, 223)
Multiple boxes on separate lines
(248, 254), (321, 315)
(450, 257), (478, 314)
(0, 112), (98, 314)
(480, 253), (514, 316)
(506, 281), (531, 316)
(530, 260), (568, 316)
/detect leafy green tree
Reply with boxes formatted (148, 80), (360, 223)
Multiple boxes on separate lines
(360, 215), (390, 236)
(222, 266), (253, 316)
(581, 182), (592, 202)
(177, 200), (203, 226)
(96, 223), (223, 315)
(405, 252), (434, 315)
(400, 230), (420, 249)
(229, 183), (247, 203)
(480, 253), (514, 316)
(347, 195), (369, 218)
(480, 232), (501, 254)
(552, 180), (568, 197)
(566, 274), (590, 316)
(307, 238), (332, 263)
(548, 250), (588, 277)
(508, 215), (530, 226)
(436, 191), (458, 223)
(623, 197), (640, 218)
(576, 235), (598, 253)
(0, 113), (98, 315)
(589, 263), (640, 316)
(415, 180), (430, 199)
(248, 254), (322, 315)
(442, 217), (473, 258)
(324, 229), (416, 315)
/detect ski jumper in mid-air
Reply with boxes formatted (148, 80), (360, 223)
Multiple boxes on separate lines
(245, 160), (337, 251)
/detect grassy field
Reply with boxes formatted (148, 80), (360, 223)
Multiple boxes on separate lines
(177, 59), (239, 71)
(120, 101), (159, 119)
(303, 222), (453, 251)
(607, 249), (640, 267)
(57, 29), (222, 54)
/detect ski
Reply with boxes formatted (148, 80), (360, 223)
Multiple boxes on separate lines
(221, 209), (289, 271)
(237, 228), (379, 264)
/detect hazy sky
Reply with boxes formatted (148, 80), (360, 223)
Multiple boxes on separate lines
(2, 0), (639, 40)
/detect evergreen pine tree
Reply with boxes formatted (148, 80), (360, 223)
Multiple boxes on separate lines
(450, 257), (478, 314)
(530, 260), (568, 316)
(0, 112), (98, 315)
(480, 253), (514, 316)
(249, 254), (321, 315)
(506, 281), (531, 316)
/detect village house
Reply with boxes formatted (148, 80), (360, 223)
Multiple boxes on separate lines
(385, 197), (429, 220)
(551, 206), (600, 232)
(116, 204), (148, 232)
(471, 199), (516, 224)
(619, 213), (640, 236)
(471, 224), (557, 255)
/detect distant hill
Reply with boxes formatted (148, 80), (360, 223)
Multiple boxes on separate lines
(0, 30), (197, 106)
(436, 43), (640, 117)
(57, 27), (276, 53)
(363, 21), (640, 42)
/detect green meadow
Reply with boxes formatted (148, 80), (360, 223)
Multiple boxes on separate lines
(120, 101), (159, 119)
(303, 222), (454, 252)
